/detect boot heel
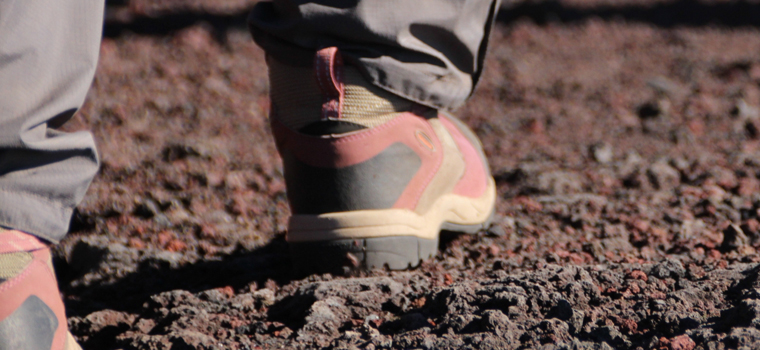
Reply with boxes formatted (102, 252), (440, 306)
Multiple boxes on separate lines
(289, 236), (439, 275)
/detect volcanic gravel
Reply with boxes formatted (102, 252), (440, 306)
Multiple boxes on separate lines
(55, 1), (760, 349)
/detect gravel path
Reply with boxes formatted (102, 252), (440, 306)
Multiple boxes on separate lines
(57, 1), (760, 349)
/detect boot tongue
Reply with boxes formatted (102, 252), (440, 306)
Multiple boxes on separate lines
(0, 251), (33, 282)
(0, 230), (48, 282)
(268, 47), (419, 133)
(314, 47), (345, 122)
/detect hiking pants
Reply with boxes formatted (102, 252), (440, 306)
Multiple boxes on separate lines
(0, 0), (104, 242)
(0, 0), (499, 242)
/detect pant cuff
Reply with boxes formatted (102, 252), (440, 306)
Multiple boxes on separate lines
(0, 190), (73, 244)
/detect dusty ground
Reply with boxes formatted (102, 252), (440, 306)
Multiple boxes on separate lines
(56, 0), (760, 349)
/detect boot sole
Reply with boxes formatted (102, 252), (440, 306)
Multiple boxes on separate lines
(66, 332), (83, 350)
(288, 177), (496, 274)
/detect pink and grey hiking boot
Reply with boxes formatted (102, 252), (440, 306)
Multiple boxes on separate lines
(268, 47), (496, 274)
(0, 230), (81, 350)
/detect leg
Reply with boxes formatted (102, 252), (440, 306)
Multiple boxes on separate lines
(249, 0), (499, 274)
(249, 0), (501, 110)
(0, 0), (102, 243)
(0, 1), (103, 349)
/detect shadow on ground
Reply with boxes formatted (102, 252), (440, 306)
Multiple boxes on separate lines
(55, 235), (293, 317)
(55, 231), (470, 318)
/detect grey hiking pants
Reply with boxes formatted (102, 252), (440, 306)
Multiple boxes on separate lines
(0, 0), (499, 243)
(0, 0), (103, 243)
(249, 0), (501, 110)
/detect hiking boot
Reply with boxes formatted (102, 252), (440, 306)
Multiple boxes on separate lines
(268, 47), (496, 274)
(0, 230), (81, 350)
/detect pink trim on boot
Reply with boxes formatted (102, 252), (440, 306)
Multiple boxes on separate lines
(314, 47), (345, 121)
(0, 246), (67, 350)
(0, 230), (47, 254)
(439, 116), (488, 198)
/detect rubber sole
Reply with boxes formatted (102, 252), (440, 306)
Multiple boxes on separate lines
(289, 214), (494, 275)
(290, 236), (439, 274)
(289, 179), (496, 275)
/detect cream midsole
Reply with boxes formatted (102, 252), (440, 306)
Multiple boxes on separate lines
(66, 332), (83, 350)
(287, 177), (496, 242)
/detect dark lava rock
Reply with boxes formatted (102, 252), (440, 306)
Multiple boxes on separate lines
(650, 259), (686, 280)
(647, 161), (681, 190)
(63, 19), (760, 350)
(727, 327), (760, 349)
(590, 325), (631, 349)
(722, 224), (750, 252)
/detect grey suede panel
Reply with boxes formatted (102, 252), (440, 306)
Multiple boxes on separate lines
(0, 295), (58, 350)
(283, 142), (421, 214)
